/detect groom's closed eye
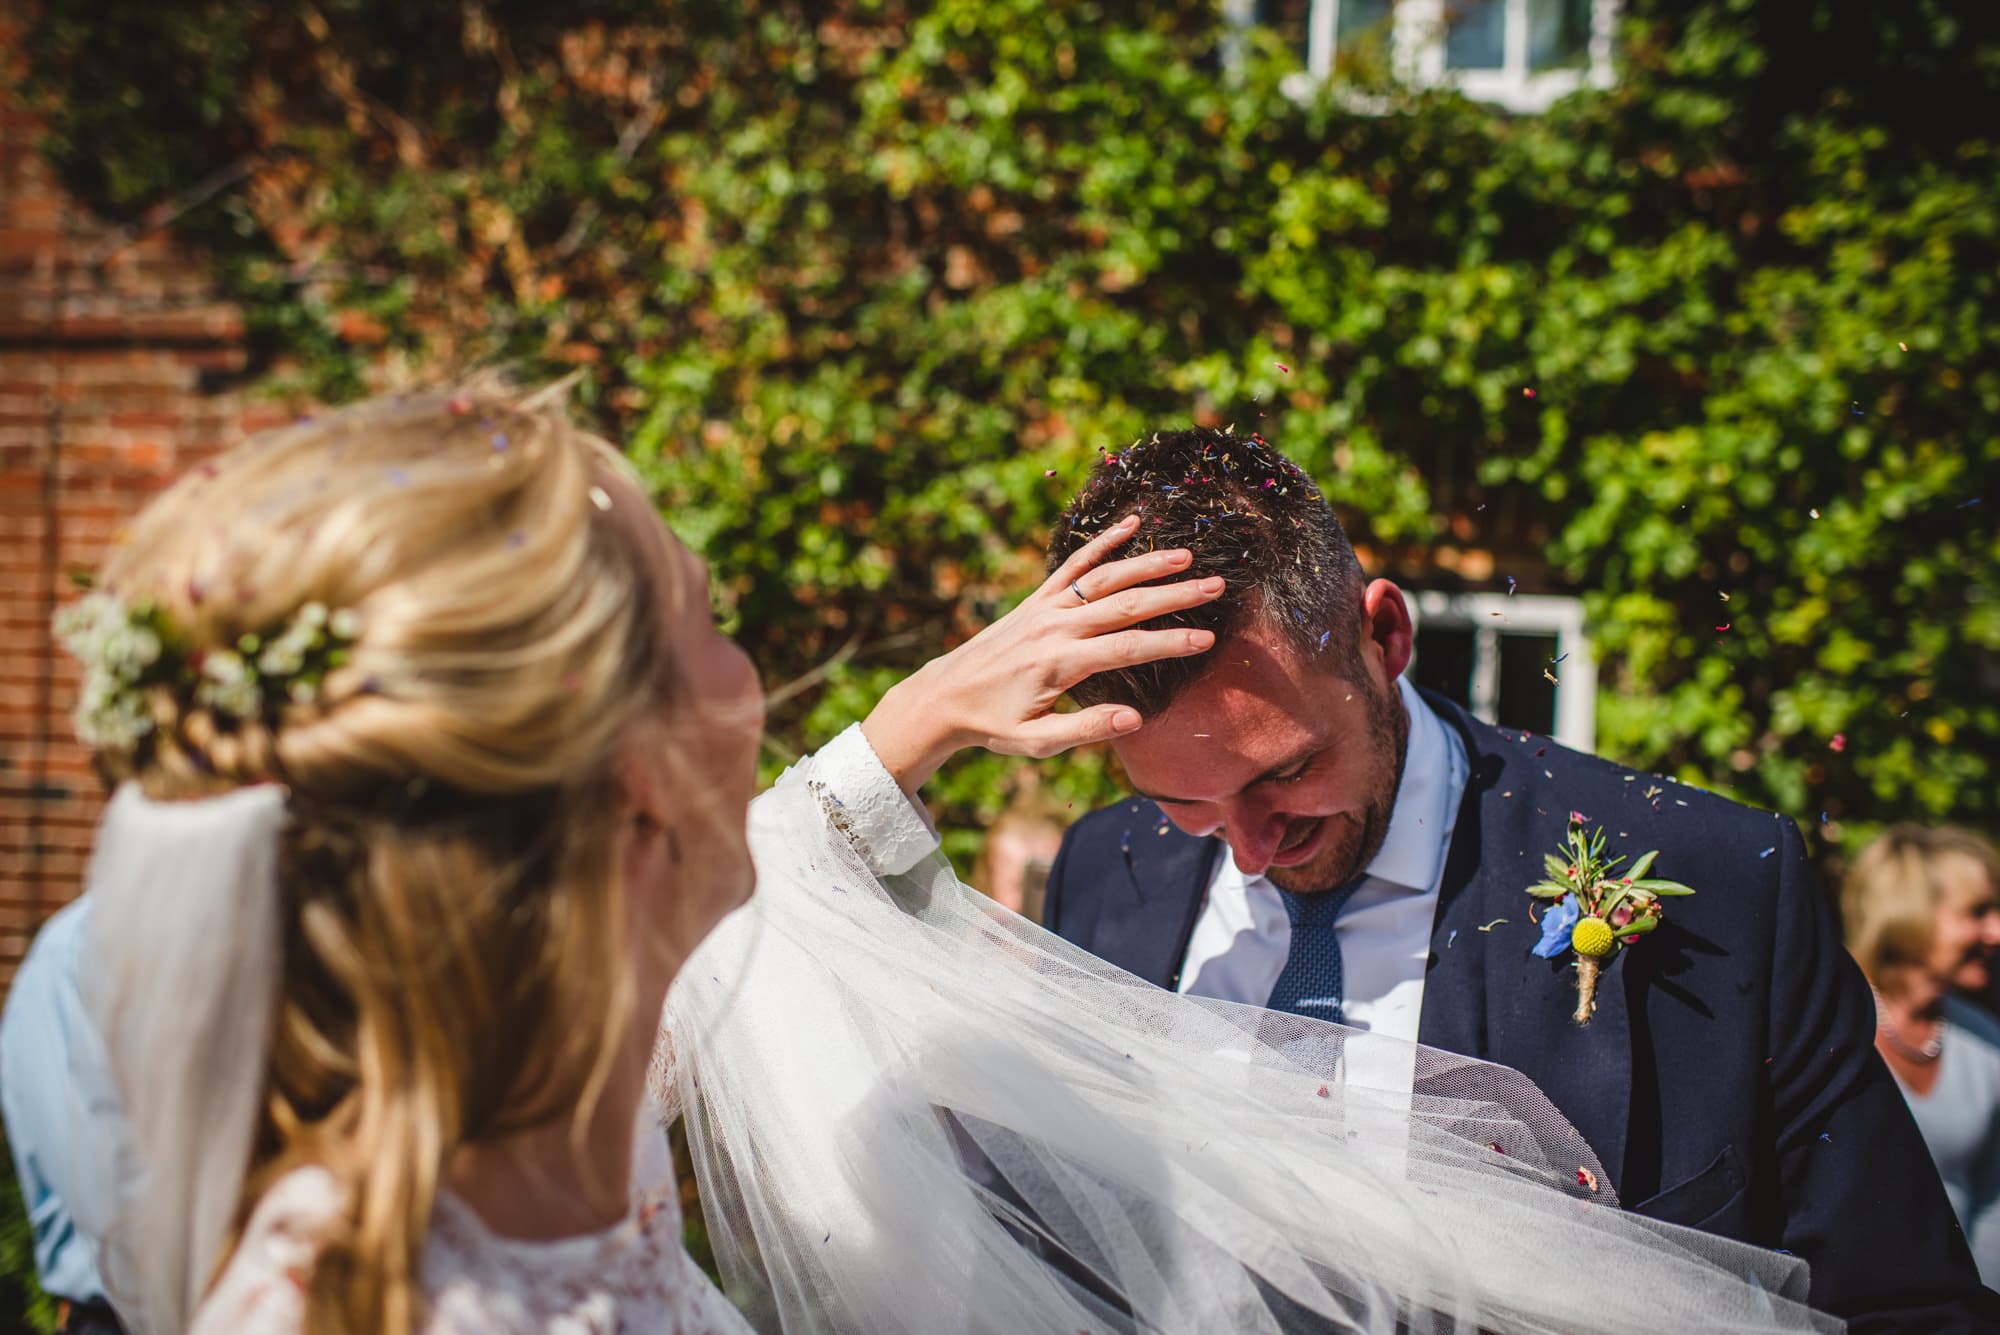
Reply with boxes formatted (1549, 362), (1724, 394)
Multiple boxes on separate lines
(1132, 748), (1325, 807)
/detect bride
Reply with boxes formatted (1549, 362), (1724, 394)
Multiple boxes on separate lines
(57, 382), (1835, 1333)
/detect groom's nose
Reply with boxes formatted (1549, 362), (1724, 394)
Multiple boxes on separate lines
(1220, 801), (1288, 878)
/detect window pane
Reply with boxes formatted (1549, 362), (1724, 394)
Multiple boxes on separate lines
(1528, 0), (1591, 70)
(1496, 633), (1560, 737)
(1443, 0), (1506, 70)
(1412, 627), (1478, 709)
(1337, 0), (1395, 51)
(1254, 0), (1314, 66)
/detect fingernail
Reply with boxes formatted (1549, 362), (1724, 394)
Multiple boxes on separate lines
(1112, 708), (1142, 732)
(1199, 576), (1224, 593)
(1166, 548), (1191, 565)
(1188, 630), (1215, 649)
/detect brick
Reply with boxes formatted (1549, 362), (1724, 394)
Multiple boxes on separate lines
(0, 28), (262, 985)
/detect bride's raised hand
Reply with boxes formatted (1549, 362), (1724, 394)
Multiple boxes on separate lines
(862, 514), (1223, 795)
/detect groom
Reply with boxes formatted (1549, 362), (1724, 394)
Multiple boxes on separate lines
(1041, 428), (1996, 1330)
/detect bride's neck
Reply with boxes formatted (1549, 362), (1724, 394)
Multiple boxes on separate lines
(444, 978), (667, 1241)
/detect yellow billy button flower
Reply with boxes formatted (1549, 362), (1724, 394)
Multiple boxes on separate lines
(1570, 916), (1616, 958)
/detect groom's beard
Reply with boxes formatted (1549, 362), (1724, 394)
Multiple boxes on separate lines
(1267, 677), (1411, 895)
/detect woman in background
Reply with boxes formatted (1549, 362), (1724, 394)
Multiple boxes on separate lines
(1843, 824), (2000, 1282)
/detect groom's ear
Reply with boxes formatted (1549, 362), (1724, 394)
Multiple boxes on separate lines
(1360, 580), (1414, 682)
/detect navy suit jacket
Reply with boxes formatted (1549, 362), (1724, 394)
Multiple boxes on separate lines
(1044, 689), (1999, 1330)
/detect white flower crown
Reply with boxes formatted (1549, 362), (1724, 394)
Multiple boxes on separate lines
(55, 590), (361, 750)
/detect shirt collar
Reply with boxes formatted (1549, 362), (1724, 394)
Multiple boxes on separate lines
(1358, 675), (1463, 895)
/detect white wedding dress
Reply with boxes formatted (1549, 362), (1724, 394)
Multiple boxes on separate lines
(190, 1098), (750, 1335)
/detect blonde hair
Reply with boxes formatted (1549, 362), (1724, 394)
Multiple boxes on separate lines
(93, 380), (672, 1335)
(1842, 824), (2000, 990)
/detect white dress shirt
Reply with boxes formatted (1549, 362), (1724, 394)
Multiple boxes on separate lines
(1176, 675), (1469, 1045)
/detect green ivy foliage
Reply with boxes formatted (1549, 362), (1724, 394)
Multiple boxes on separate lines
(25, 0), (2000, 867)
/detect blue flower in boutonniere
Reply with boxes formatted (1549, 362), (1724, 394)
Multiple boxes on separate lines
(1527, 812), (1696, 1024)
(1532, 897), (1580, 959)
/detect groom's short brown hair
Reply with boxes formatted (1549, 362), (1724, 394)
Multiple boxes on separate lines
(1047, 427), (1368, 715)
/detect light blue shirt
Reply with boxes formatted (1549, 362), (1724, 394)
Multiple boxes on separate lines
(1897, 995), (2000, 1285)
(0, 898), (109, 1304)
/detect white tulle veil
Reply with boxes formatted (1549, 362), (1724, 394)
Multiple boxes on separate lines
(66, 757), (1840, 1335)
(65, 782), (290, 1335)
(658, 753), (1841, 1334)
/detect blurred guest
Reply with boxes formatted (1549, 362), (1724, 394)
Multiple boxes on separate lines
(969, 788), (1067, 920)
(0, 899), (127, 1334)
(1843, 824), (2000, 1282)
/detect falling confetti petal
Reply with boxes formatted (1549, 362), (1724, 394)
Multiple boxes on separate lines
(1809, 508), (1821, 519)
(1760, 847), (1775, 859)
(1899, 341), (1909, 351)
(1829, 733), (1847, 752)
(1045, 469), (1057, 477)
(1506, 576), (1517, 595)
(1275, 362), (1290, 374)
(1961, 498), (1983, 508)
(1522, 387), (1536, 398)
(589, 485), (613, 511)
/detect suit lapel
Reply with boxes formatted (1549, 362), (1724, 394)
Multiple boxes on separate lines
(1086, 803), (1220, 991)
(1417, 694), (1634, 1194)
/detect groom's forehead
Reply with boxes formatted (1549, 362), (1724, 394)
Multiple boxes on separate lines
(1117, 651), (1339, 783)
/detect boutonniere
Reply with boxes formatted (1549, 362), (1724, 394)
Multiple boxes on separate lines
(1528, 811), (1695, 1024)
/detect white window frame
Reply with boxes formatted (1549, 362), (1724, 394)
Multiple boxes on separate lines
(1407, 591), (1596, 752)
(1226, 0), (1619, 115)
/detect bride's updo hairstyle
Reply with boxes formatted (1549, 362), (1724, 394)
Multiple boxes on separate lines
(90, 380), (670, 1335)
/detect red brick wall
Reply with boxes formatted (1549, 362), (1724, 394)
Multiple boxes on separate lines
(0, 3), (295, 988)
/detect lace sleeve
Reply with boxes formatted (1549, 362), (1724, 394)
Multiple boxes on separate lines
(791, 724), (941, 877)
(187, 1168), (341, 1335)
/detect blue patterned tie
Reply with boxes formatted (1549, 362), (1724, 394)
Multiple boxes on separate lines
(1266, 878), (1369, 1023)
